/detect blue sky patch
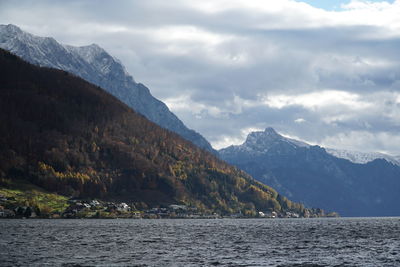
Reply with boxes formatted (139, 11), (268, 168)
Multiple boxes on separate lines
(299, 0), (395, 11)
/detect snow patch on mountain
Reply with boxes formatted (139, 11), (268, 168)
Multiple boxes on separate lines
(325, 148), (400, 166)
(64, 44), (131, 77)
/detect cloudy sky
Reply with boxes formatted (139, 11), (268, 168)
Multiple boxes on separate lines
(1, 0), (400, 155)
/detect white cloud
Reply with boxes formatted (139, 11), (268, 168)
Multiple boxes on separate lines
(152, 25), (229, 46)
(321, 130), (400, 155)
(186, 0), (400, 31)
(1, 0), (400, 154)
(294, 118), (306, 123)
(342, 0), (394, 10)
(164, 94), (230, 118)
(335, 0), (400, 31)
(263, 90), (372, 111)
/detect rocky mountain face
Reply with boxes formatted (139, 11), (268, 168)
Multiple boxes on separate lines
(0, 24), (216, 154)
(219, 128), (400, 217)
(0, 48), (325, 216)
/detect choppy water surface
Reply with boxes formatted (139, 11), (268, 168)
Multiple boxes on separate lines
(1, 217), (399, 266)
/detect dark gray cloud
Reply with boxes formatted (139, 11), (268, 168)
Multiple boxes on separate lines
(1, 0), (400, 154)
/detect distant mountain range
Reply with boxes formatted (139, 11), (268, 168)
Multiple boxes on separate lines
(325, 148), (400, 166)
(3, 24), (399, 217)
(0, 24), (216, 154)
(0, 48), (326, 216)
(219, 128), (400, 216)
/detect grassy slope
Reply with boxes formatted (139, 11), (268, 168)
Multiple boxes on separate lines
(0, 178), (68, 213)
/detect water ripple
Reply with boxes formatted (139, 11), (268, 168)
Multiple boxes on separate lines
(0, 218), (399, 266)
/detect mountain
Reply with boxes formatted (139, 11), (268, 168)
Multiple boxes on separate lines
(220, 127), (309, 158)
(325, 148), (400, 166)
(219, 128), (400, 217)
(0, 24), (216, 154)
(0, 48), (326, 217)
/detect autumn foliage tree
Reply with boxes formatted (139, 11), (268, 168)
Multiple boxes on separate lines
(0, 48), (319, 216)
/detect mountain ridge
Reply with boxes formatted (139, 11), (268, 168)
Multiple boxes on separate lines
(0, 24), (216, 154)
(221, 127), (399, 166)
(219, 127), (400, 216)
(325, 148), (400, 166)
(221, 127), (310, 156)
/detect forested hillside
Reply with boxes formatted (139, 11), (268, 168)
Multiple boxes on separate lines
(0, 49), (323, 216)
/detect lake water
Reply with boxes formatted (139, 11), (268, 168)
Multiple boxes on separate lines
(0, 218), (399, 266)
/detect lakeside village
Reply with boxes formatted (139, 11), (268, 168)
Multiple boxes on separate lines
(0, 194), (331, 219)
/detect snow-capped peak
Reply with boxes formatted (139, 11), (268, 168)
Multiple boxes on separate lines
(246, 127), (310, 149)
(245, 127), (280, 146)
(220, 127), (311, 155)
(2, 24), (22, 34)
